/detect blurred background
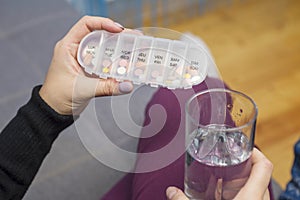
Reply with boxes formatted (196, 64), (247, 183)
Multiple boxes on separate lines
(0, 0), (299, 199)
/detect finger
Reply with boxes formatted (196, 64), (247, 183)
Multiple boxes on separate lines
(95, 79), (133, 96)
(223, 178), (248, 200)
(263, 190), (270, 200)
(166, 187), (189, 200)
(223, 177), (248, 190)
(73, 75), (133, 101)
(64, 16), (124, 44)
(234, 148), (273, 199)
(215, 179), (222, 200)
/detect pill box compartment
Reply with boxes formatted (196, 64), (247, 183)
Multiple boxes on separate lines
(146, 38), (170, 87)
(182, 44), (208, 89)
(77, 31), (102, 74)
(95, 32), (119, 78)
(110, 34), (136, 80)
(129, 36), (153, 84)
(163, 41), (188, 89)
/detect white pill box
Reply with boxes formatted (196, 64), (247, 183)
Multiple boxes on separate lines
(77, 30), (207, 89)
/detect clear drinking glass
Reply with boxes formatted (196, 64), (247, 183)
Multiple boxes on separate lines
(185, 88), (258, 200)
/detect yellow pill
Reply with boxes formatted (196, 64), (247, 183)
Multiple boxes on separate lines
(165, 80), (172, 84)
(102, 67), (110, 73)
(184, 73), (191, 79)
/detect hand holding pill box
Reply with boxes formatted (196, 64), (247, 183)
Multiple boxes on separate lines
(77, 30), (208, 89)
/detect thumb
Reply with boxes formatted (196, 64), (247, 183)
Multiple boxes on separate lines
(166, 187), (189, 200)
(95, 79), (133, 96)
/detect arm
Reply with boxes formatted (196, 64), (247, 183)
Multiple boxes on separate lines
(0, 16), (132, 200)
(0, 86), (74, 200)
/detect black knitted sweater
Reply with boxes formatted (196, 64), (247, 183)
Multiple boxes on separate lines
(0, 86), (74, 200)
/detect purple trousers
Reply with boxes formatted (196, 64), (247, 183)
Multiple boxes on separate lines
(101, 77), (274, 200)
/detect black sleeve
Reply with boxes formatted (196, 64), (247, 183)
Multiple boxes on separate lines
(0, 86), (75, 200)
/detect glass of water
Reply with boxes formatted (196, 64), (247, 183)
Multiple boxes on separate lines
(185, 88), (258, 200)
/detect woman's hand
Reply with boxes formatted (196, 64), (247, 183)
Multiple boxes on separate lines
(39, 16), (133, 115)
(233, 148), (273, 200)
(166, 148), (273, 200)
(166, 187), (189, 200)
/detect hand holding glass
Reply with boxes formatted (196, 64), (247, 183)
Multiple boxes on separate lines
(185, 89), (258, 199)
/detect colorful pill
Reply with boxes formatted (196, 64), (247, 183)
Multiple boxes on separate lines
(119, 59), (128, 67)
(189, 69), (198, 76)
(102, 67), (110, 73)
(151, 70), (160, 78)
(134, 68), (143, 76)
(184, 73), (191, 79)
(136, 61), (145, 68)
(117, 66), (127, 75)
(175, 66), (183, 75)
(165, 80), (172, 84)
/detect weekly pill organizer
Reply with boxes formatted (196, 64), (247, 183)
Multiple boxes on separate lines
(77, 30), (208, 89)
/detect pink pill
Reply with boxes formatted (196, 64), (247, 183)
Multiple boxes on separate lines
(134, 69), (143, 76)
(136, 61), (145, 68)
(189, 69), (198, 76)
(119, 59), (128, 67)
(151, 70), (160, 78)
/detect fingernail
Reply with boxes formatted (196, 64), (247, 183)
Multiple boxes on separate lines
(114, 22), (125, 30)
(119, 82), (133, 94)
(166, 187), (177, 199)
